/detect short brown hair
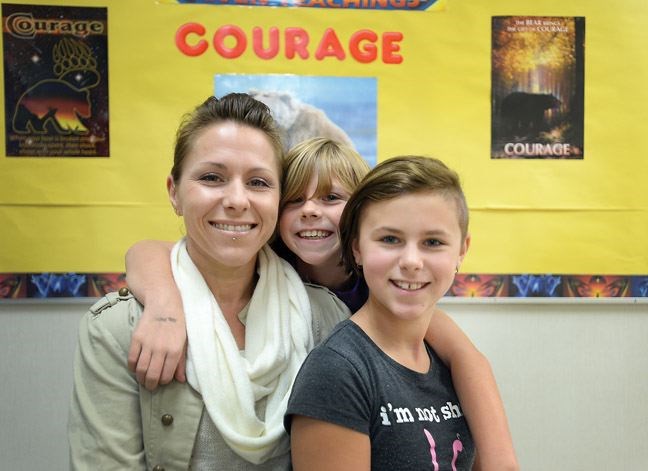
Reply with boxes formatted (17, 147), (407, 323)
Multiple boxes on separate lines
(339, 156), (469, 275)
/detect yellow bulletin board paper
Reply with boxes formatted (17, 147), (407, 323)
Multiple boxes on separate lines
(1, 0), (647, 281)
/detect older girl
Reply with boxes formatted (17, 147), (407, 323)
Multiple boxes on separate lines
(287, 156), (476, 470)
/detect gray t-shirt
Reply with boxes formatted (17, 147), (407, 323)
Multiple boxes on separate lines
(285, 319), (475, 470)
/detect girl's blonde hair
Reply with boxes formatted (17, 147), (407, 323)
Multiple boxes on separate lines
(281, 137), (370, 210)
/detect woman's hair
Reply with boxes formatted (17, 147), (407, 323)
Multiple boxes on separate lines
(170, 93), (284, 183)
(339, 155), (469, 275)
(280, 137), (370, 210)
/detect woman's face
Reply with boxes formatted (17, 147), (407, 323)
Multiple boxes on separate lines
(279, 175), (351, 268)
(168, 121), (280, 274)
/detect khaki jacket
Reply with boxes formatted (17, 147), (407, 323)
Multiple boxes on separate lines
(68, 285), (349, 471)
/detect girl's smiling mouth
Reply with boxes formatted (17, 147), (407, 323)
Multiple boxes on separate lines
(391, 280), (428, 291)
(298, 230), (333, 239)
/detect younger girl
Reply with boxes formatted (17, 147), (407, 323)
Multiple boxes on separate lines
(125, 139), (518, 470)
(274, 137), (371, 312)
(286, 155), (476, 470)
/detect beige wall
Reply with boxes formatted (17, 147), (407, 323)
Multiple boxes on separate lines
(1, 298), (647, 470)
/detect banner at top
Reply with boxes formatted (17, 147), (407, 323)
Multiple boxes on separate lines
(164, 0), (446, 11)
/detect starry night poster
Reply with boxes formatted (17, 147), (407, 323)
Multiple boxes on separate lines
(491, 16), (585, 159)
(2, 4), (109, 157)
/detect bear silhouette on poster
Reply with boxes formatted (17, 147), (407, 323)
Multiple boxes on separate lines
(500, 92), (561, 137)
(12, 38), (99, 135)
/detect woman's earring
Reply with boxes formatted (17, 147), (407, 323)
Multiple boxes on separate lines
(455, 264), (460, 274)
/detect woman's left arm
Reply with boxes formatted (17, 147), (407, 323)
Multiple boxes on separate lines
(425, 309), (519, 471)
(68, 298), (146, 469)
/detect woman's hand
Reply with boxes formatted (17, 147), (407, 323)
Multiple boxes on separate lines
(125, 239), (187, 391)
(128, 301), (187, 391)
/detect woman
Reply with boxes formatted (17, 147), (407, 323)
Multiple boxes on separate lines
(68, 93), (350, 470)
(286, 156), (476, 470)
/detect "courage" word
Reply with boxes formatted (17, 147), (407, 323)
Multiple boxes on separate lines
(175, 23), (404, 64)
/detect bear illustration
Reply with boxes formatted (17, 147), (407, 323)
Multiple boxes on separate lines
(248, 89), (354, 152)
(500, 92), (561, 136)
(13, 79), (92, 134)
(12, 38), (99, 136)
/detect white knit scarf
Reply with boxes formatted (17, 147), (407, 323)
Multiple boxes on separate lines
(170, 239), (313, 464)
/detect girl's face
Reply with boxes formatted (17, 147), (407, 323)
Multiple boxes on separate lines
(168, 122), (280, 275)
(279, 175), (352, 268)
(352, 191), (469, 321)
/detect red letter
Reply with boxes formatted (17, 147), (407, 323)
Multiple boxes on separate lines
(315, 28), (345, 61)
(175, 22), (208, 57)
(253, 26), (279, 60)
(213, 25), (247, 59)
(349, 29), (377, 63)
(285, 27), (309, 59)
(382, 32), (403, 64)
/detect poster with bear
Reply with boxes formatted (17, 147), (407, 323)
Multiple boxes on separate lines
(2, 3), (109, 157)
(491, 16), (585, 159)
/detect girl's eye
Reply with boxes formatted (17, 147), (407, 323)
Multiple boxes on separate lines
(381, 235), (399, 244)
(424, 239), (442, 247)
(322, 193), (343, 202)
